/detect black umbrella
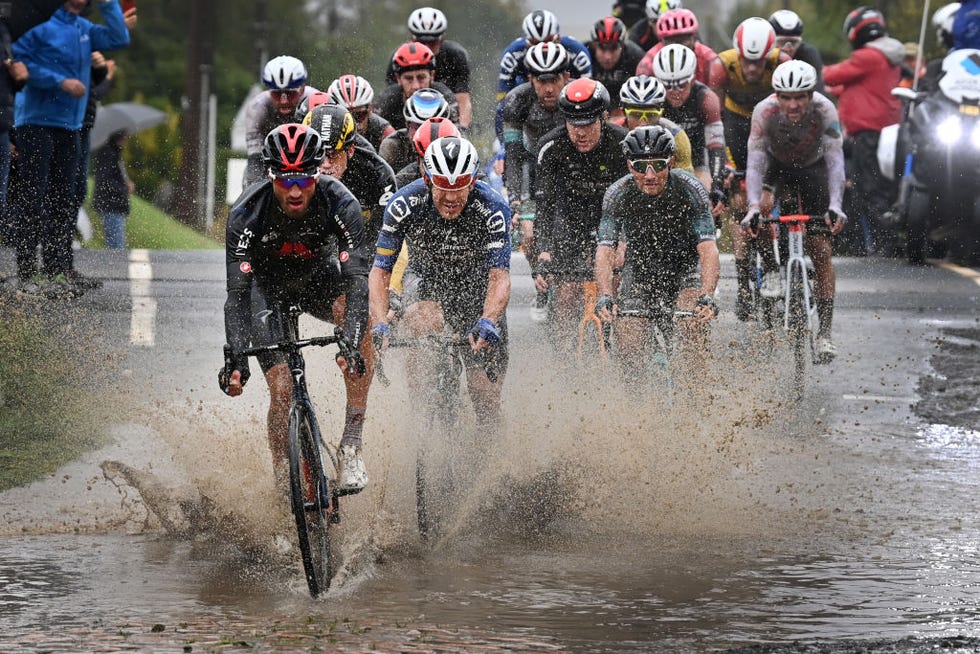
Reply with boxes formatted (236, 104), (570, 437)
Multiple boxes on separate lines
(5, 0), (64, 42)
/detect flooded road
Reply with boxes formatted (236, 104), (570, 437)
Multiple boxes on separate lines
(1, 251), (978, 652)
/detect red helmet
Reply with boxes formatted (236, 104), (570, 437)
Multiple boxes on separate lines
(412, 117), (461, 158)
(262, 123), (325, 178)
(591, 17), (626, 45)
(656, 9), (699, 38)
(392, 42), (436, 74)
(293, 91), (332, 121)
(559, 78), (610, 124)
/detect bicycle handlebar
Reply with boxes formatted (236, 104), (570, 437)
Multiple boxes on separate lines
(234, 326), (346, 358)
(376, 332), (499, 385)
(758, 214), (816, 225)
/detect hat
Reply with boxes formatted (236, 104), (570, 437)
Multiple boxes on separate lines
(903, 41), (919, 58)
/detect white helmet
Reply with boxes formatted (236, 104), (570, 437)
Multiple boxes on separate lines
(652, 44), (698, 82)
(403, 88), (450, 124)
(523, 9), (560, 43)
(933, 3), (961, 47)
(408, 7), (447, 40)
(645, 0), (682, 21)
(262, 55), (308, 90)
(769, 9), (804, 36)
(524, 42), (569, 77)
(619, 75), (667, 106)
(771, 60), (817, 92)
(423, 136), (479, 185)
(733, 17), (776, 60)
(327, 74), (374, 108)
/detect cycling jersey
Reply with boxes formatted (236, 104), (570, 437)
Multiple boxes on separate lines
(534, 122), (630, 276)
(501, 82), (564, 213)
(656, 116), (695, 172)
(710, 49), (782, 118)
(497, 36), (592, 100)
(374, 178), (511, 336)
(363, 113), (396, 153)
(660, 81), (725, 173)
(586, 40), (647, 108)
(243, 86), (320, 187)
(627, 20), (658, 52)
(384, 40), (472, 95)
(378, 129), (414, 176)
(746, 91), (845, 213)
(224, 177), (371, 361)
(598, 169), (715, 305)
(637, 41), (718, 86)
(336, 145), (397, 243)
(374, 81), (458, 132)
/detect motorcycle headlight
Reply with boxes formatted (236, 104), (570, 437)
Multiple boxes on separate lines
(937, 115), (962, 144)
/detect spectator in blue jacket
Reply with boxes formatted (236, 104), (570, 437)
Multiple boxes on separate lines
(10, 0), (129, 293)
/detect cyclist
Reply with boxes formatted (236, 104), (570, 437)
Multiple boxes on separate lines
(243, 55), (319, 188)
(394, 116), (460, 187)
(383, 7), (473, 130)
(595, 125), (719, 382)
(741, 60), (846, 362)
(650, 44), (727, 208)
(304, 104), (396, 244)
(707, 17), (789, 320)
(326, 74), (396, 152)
(379, 88), (450, 175)
(619, 75), (694, 174)
(534, 78), (629, 352)
(375, 42), (457, 132)
(636, 9), (717, 86)
(501, 41), (569, 307)
(219, 123), (373, 492)
(369, 136), (511, 427)
(628, 0), (682, 52)
(768, 10), (824, 94)
(586, 17), (646, 117)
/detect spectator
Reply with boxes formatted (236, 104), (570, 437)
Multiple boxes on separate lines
(0, 19), (28, 235)
(384, 7), (472, 130)
(824, 6), (904, 255)
(10, 0), (129, 293)
(92, 130), (132, 249)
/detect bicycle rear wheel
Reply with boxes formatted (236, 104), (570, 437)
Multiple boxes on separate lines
(288, 406), (333, 597)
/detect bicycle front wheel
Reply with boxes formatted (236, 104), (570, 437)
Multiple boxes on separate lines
(787, 279), (813, 400)
(288, 406), (333, 597)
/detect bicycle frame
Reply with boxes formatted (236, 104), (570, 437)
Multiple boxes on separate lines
(766, 214), (816, 333)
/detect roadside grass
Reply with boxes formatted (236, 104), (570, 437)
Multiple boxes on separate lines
(85, 192), (221, 250)
(0, 302), (112, 491)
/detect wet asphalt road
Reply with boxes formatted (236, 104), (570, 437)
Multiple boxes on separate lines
(0, 249), (978, 653)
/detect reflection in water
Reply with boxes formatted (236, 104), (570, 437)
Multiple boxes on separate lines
(919, 423), (980, 469)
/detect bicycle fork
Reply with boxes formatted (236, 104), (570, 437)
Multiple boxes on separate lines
(782, 223), (814, 333)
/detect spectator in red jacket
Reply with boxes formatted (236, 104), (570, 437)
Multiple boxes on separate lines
(823, 6), (904, 255)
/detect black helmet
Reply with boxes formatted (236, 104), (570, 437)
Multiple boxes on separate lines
(263, 123), (325, 177)
(843, 6), (887, 48)
(303, 103), (356, 152)
(558, 78), (610, 125)
(622, 125), (675, 158)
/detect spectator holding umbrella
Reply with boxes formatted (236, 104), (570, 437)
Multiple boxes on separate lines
(92, 129), (132, 249)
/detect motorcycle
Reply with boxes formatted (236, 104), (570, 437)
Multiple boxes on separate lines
(877, 48), (980, 265)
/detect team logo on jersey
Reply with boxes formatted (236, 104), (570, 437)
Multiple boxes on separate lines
(486, 210), (506, 233)
(388, 196), (411, 221)
(339, 250), (349, 262)
(240, 261), (252, 273)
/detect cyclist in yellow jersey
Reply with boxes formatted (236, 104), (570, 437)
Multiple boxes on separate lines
(707, 17), (789, 320)
(618, 75), (694, 173)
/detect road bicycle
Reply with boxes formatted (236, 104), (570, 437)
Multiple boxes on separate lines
(752, 213), (820, 399)
(377, 332), (498, 542)
(230, 316), (358, 597)
(615, 302), (698, 391)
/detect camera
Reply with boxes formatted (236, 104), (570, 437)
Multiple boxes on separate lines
(0, 3), (11, 20)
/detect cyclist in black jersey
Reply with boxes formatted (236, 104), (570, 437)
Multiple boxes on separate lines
(376, 42), (458, 133)
(326, 74), (396, 152)
(586, 17), (646, 119)
(627, 0), (681, 52)
(379, 88), (450, 176)
(768, 10), (825, 94)
(370, 136), (511, 426)
(534, 78), (629, 353)
(595, 125), (720, 382)
(303, 104), (396, 245)
(219, 124), (373, 492)
(383, 7), (472, 130)
(501, 41), (569, 274)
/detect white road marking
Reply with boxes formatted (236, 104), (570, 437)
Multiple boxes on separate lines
(128, 249), (157, 347)
(930, 259), (980, 287)
(842, 393), (916, 403)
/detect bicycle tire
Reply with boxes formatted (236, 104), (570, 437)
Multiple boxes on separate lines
(787, 277), (810, 400)
(288, 405), (333, 597)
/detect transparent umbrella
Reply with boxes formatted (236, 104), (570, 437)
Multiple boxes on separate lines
(89, 102), (167, 150)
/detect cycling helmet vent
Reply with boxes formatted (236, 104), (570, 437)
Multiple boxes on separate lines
(771, 60), (817, 93)
(262, 55), (308, 90)
(652, 43), (697, 81)
(523, 9), (560, 42)
(619, 75), (666, 106)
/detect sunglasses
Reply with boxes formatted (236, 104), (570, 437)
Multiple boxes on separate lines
(429, 172), (474, 190)
(629, 159), (670, 174)
(661, 78), (692, 90)
(272, 175), (318, 190)
(624, 107), (663, 121)
(270, 89), (302, 100)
